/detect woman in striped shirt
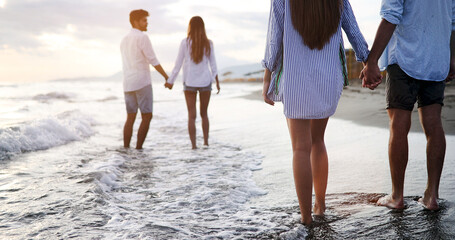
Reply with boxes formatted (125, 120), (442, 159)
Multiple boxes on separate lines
(166, 16), (220, 149)
(262, 0), (369, 225)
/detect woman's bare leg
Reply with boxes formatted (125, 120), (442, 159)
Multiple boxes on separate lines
(184, 91), (198, 149)
(310, 118), (329, 215)
(287, 118), (313, 225)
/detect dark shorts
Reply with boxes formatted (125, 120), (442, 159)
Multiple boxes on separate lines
(124, 85), (153, 114)
(183, 83), (212, 92)
(386, 64), (445, 111)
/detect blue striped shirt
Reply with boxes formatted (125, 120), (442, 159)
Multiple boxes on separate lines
(378, 0), (455, 81)
(262, 0), (369, 119)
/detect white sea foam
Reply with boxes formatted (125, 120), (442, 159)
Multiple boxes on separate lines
(89, 134), (271, 239)
(0, 110), (96, 159)
(32, 92), (76, 101)
(89, 154), (126, 192)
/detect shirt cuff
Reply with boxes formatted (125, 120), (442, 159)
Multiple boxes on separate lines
(356, 50), (370, 63)
(262, 59), (274, 72)
(380, 12), (401, 25)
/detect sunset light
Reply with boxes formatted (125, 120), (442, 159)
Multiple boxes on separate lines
(0, 1), (454, 239)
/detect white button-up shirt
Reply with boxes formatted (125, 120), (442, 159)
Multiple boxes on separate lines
(120, 29), (160, 92)
(167, 38), (218, 87)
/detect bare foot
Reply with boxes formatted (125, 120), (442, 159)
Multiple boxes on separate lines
(313, 203), (326, 216)
(301, 217), (312, 226)
(377, 195), (404, 209)
(418, 193), (439, 211)
(192, 146), (198, 150)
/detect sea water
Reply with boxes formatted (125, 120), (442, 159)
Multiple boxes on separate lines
(0, 78), (454, 239)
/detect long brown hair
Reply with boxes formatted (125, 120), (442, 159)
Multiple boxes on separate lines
(290, 0), (342, 50)
(187, 16), (211, 64)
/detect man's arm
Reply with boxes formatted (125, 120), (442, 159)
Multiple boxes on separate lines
(153, 64), (169, 81)
(361, 19), (397, 89)
(448, 31), (455, 81)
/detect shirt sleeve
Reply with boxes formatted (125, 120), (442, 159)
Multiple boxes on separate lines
(141, 34), (160, 66)
(209, 41), (218, 82)
(341, 0), (369, 62)
(261, 0), (285, 72)
(380, 0), (404, 25)
(167, 39), (186, 85)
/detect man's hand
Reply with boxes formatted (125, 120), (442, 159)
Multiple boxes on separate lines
(164, 82), (173, 90)
(360, 62), (383, 90)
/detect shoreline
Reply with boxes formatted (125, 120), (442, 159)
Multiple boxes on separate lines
(239, 81), (455, 135)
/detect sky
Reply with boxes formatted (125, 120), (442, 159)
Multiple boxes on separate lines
(0, 0), (382, 83)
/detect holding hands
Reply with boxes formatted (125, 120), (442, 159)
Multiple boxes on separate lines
(360, 61), (383, 90)
(164, 82), (173, 90)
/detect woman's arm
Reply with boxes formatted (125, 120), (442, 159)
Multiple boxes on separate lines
(262, 0), (285, 73)
(166, 39), (186, 87)
(341, 0), (369, 63)
(262, 0), (285, 105)
(208, 41), (218, 84)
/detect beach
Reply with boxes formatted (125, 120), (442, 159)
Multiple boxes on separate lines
(0, 79), (454, 239)
(245, 80), (455, 135)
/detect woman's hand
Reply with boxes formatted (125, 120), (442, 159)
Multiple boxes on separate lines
(216, 81), (220, 94)
(263, 69), (274, 106)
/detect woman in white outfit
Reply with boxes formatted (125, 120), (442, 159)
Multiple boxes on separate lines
(166, 16), (220, 149)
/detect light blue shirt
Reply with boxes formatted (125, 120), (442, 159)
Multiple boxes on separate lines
(379, 0), (455, 81)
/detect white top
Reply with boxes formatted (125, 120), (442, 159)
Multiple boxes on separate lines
(167, 38), (218, 87)
(120, 29), (160, 92)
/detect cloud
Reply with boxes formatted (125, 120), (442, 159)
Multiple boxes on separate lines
(0, 0), (383, 83)
(0, 0), (181, 51)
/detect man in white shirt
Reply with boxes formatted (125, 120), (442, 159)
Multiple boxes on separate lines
(120, 9), (169, 149)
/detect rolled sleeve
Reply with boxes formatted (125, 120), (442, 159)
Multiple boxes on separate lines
(380, 0), (404, 25)
(262, 0), (285, 72)
(141, 35), (160, 66)
(341, 0), (369, 62)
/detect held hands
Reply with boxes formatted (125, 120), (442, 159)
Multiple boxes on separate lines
(164, 82), (173, 90)
(360, 61), (383, 90)
(262, 69), (274, 106)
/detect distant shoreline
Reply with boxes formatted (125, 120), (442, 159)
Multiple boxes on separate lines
(240, 81), (455, 135)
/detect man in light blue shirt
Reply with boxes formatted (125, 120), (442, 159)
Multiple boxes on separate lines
(362, 0), (455, 210)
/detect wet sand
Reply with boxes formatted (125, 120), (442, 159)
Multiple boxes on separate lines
(242, 81), (455, 135)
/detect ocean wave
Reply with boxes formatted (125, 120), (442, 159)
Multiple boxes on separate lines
(0, 110), (96, 160)
(32, 92), (76, 102)
(80, 139), (268, 239)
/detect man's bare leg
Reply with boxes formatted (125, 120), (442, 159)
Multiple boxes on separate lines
(377, 108), (411, 209)
(124, 113), (137, 148)
(418, 104), (445, 210)
(136, 113), (152, 149)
